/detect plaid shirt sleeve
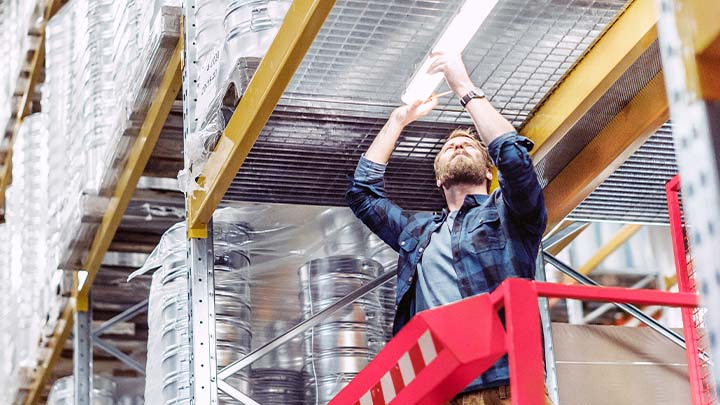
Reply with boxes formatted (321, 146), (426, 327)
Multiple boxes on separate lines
(487, 132), (548, 236)
(345, 156), (412, 251)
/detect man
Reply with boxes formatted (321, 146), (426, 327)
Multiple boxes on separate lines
(346, 52), (550, 405)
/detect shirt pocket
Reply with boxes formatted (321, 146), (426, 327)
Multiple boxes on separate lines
(467, 209), (507, 253)
(398, 231), (419, 253)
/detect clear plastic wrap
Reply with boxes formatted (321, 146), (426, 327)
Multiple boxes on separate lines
(99, 3), (181, 194)
(0, 112), (70, 400)
(126, 5), (181, 123)
(40, 0), (182, 272)
(47, 375), (116, 405)
(139, 208), (252, 404)
(183, 0), (291, 194)
(133, 205), (398, 404)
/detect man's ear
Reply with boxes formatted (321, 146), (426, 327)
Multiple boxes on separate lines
(486, 170), (493, 182)
(436, 179), (442, 188)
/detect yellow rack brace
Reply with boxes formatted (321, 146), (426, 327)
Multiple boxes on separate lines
(519, 0), (668, 231)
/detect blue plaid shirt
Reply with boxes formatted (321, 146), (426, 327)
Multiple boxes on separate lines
(346, 131), (547, 389)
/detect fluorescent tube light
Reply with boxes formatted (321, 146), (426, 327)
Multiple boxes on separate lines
(401, 0), (500, 105)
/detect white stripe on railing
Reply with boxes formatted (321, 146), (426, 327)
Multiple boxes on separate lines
(398, 352), (416, 385)
(381, 372), (396, 403)
(418, 330), (438, 364)
(359, 390), (373, 405)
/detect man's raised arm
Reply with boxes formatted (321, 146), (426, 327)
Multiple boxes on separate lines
(429, 52), (546, 233)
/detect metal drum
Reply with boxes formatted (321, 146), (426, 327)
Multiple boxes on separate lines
(195, 0), (224, 59)
(47, 375), (116, 405)
(162, 370), (191, 404)
(144, 216), (253, 404)
(251, 368), (304, 405)
(223, 0), (292, 61)
(308, 374), (358, 405)
(299, 256), (384, 404)
(214, 220), (253, 404)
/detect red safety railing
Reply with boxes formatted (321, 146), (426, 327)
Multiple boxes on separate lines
(331, 278), (698, 405)
(666, 175), (717, 405)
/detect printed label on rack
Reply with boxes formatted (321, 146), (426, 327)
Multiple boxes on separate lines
(196, 48), (221, 125)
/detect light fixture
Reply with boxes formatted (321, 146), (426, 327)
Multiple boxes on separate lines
(401, 0), (500, 105)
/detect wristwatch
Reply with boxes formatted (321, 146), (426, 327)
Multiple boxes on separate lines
(459, 87), (486, 108)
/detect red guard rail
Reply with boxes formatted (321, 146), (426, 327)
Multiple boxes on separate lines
(666, 175), (717, 404)
(330, 279), (698, 405)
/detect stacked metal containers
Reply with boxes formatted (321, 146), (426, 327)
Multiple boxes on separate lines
(47, 375), (116, 404)
(1, 0), (47, 123)
(223, 0), (292, 60)
(141, 212), (252, 404)
(42, 0), (115, 266)
(158, 225), (192, 405)
(250, 321), (305, 405)
(108, 0), (141, 153)
(221, 0), (291, 111)
(195, 0), (225, 124)
(75, 0), (115, 194)
(300, 256), (385, 404)
(44, 3), (80, 269)
(3, 113), (70, 390)
(214, 218), (253, 403)
(0, 223), (14, 404)
(251, 369), (304, 404)
(188, 0), (292, 183)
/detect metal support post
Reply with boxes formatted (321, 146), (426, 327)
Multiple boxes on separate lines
(74, 295), (92, 404)
(183, 0), (220, 402)
(188, 224), (218, 404)
(566, 300), (584, 325)
(657, 0), (720, 395)
(535, 253), (559, 405)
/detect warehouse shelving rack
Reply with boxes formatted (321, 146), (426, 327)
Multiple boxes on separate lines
(0, 0), (64, 220)
(20, 10), (184, 405)
(180, 0), (720, 403)
(11, 0), (720, 403)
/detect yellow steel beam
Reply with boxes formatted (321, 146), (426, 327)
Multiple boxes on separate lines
(575, 223), (643, 277)
(675, 0), (720, 100)
(0, 0), (63, 218)
(550, 223), (642, 306)
(24, 300), (74, 405)
(542, 73), (668, 229)
(520, 0), (659, 162)
(187, 0), (336, 232)
(78, 39), (183, 299)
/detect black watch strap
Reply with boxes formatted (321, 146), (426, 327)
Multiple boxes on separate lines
(460, 87), (486, 108)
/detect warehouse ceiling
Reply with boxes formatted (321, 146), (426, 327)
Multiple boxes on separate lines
(223, 0), (679, 225)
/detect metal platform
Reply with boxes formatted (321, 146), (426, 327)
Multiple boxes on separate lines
(216, 0), (678, 224)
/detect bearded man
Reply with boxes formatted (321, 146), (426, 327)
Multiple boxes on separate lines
(346, 52), (550, 405)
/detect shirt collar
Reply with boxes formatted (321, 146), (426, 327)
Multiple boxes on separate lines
(433, 194), (490, 222)
(464, 193), (490, 208)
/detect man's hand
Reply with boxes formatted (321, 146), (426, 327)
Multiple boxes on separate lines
(427, 51), (474, 96)
(364, 97), (437, 164)
(392, 97), (438, 127)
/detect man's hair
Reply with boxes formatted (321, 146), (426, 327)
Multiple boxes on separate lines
(433, 128), (494, 177)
